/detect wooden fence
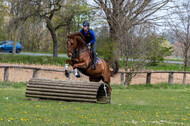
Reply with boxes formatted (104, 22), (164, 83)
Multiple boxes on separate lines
(0, 65), (68, 82)
(0, 65), (189, 85)
(119, 71), (190, 85)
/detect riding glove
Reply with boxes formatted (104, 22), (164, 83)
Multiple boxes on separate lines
(86, 43), (90, 47)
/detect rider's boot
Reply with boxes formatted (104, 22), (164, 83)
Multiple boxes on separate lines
(92, 53), (97, 70)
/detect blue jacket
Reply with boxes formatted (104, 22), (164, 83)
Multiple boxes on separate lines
(80, 29), (96, 44)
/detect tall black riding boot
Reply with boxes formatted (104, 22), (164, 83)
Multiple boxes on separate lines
(92, 53), (97, 70)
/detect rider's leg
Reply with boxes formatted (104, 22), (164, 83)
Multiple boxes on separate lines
(91, 42), (97, 70)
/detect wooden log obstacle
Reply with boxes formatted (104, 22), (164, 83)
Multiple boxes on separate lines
(25, 78), (111, 104)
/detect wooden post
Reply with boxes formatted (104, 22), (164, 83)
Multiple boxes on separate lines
(120, 72), (124, 85)
(168, 72), (174, 85)
(33, 69), (39, 78)
(68, 71), (71, 81)
(146, 73), (151, 84)
(4, 67), (9, 82)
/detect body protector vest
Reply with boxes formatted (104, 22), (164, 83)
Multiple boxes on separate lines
(81, 29), (93, 44)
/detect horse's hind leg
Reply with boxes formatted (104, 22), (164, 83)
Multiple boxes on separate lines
(102, 75), (112, 91)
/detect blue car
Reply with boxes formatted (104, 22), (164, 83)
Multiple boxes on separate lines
(0, 41), (22, 53)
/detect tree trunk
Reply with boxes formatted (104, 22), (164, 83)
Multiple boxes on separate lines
(46, 20), (58, 57)
(183, 50), (188, 84)
(124, 73), (132, 87)
(109, 26), (121, 62)
(12, 25), (18, 55)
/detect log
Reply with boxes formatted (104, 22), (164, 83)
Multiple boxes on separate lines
(26, 78), (111, 104)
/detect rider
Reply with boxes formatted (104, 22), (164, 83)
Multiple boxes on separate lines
(80, 21), (97, 70)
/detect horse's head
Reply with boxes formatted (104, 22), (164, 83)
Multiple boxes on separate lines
(66, 32), (86, 58)
(66, 33), (77, 57)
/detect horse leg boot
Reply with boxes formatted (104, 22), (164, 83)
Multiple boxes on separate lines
(64, 64), (70, 78)
(73, 68), (80, 78)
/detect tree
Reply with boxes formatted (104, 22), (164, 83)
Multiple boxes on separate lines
(147, 34), (172, 66)
(93, 0), (169, 51)
(13, 0), (81, 57)
(0, 1), (9, 40)
(167, 1), (190, 84)
(95, 25), (118, 62)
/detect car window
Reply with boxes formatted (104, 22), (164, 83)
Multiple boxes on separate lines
(6, 42), (13, 46)
(16, 42), (20, 46)
(0, 42), (6, 45)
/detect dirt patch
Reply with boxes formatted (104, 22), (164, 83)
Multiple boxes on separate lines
(0, 63), (189, 84)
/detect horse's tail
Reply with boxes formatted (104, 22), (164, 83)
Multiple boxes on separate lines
(111, 60), (119, 76)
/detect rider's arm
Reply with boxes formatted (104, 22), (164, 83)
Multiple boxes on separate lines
(80, 29), (83, 33)
(89, 30), (96, 44)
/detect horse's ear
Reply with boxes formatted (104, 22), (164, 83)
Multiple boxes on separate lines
(67, 33), (70, 37)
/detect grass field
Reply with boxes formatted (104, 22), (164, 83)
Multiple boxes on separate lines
(0, 54), (67, 65)
(0, 83), (190, 126)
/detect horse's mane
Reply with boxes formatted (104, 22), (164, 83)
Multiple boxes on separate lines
(69, 32), (86, 46)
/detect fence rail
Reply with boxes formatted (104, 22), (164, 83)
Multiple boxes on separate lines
(0, 65), (189, 85)
(119, 71), (190, 85)
(0, 65), (69, 82)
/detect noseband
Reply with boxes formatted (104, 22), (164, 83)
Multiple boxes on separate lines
(68, 47), (88, 58)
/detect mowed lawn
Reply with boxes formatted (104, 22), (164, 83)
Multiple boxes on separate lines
(0, 83), (190, 126)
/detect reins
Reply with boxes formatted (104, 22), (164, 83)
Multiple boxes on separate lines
(71, 46), (89, 59)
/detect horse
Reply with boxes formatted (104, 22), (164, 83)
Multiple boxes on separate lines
(65, 32), (119, 91)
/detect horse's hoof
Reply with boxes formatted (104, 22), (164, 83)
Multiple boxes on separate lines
(76, 73), (80, 78)
(65, 72), (69, 78)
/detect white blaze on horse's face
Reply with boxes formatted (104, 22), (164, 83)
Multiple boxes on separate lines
(67, 38), (75, 58)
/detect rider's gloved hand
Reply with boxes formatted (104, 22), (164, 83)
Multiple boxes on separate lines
(86, 43), (90, 47)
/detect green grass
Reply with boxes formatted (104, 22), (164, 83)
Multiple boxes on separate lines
(165, 57), (183, 62)
(144, 62), (189, 71)
(0, 82), (27, 88)
(0, 54), (68, 65)
(119, 60), (187, 71)
(0, 83), (190, 126)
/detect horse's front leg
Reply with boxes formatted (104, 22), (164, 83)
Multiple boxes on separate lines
(65, 59), (74, 78)
(73, 62), (88, 78)
(73, 62), (87, 69)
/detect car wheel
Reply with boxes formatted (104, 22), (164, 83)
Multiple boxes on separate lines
(9, 51), (12, 53)
(0, 48), (3, 52)
(16, 49), (21, 53)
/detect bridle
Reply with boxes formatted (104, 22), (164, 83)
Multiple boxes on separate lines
(67, 36), (89, 59)
(68, 47), (88, 59)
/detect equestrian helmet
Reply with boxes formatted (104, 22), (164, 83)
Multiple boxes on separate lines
(83, 21), (90, 27)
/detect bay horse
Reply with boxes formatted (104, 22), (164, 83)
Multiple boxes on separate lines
(65, 32), (119, 91)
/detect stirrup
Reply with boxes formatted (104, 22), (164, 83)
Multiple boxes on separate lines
(92, 64), (96, 70)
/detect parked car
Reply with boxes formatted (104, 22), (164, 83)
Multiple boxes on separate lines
(0, 41), (22, 53)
